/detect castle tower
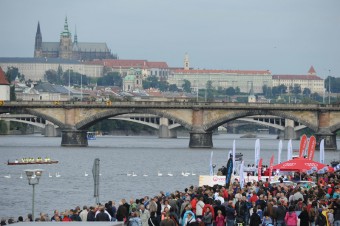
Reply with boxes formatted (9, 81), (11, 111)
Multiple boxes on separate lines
(34, 22), (43, 57)
(59, 17), (73, 59)
(72, 25), (80, 60)
(184, 53), (190, 70)
(308, 66), (316, 75)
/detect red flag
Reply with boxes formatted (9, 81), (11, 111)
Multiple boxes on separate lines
(258, 158), (263, 181)
(307, 136), (316, 160)
(299, 134), (308, 158)
(269, 155), (274, 182)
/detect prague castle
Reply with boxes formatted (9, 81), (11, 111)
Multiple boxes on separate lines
(34, 17), (117, 61)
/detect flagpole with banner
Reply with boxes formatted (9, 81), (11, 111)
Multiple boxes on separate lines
(255, 139), (260, 167)
(319, 139), (325, 164)
(278, 140), (282, 164)
(225, 157), (233, 188)
(239, 160), (244, 188)
(209, 151), (213, 176)
(258, 158), (263, 181)
(269, 155), (274, 182)
(299, 134), (308, 158)
(92, 158), (100, 204)
(232, 140), (236, 174)
(307, 135), (316, 160)
(287, 139), (292, 160)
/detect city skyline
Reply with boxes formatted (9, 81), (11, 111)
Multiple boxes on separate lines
(1, 0), (340, 77)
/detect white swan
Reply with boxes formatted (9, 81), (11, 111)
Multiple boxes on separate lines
(49, 173), (52, 178)
(85, 172), (88, 177)
(4, 174), (11, 179)
(191, 171), (196, 176)
(157, 171), (162, 176)
(55, 172), (61, 178)
(19, 173), (23, 179)
(143, 173), (148, 177)
(127, 172), (132, 176)
(132, 172), (137, 177)
(167, 172), (173, 176)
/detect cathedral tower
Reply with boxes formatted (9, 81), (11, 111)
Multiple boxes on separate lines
(59, 17), (73, 59)
(34, 22), (43, 57)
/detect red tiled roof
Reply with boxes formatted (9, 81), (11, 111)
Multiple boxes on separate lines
(0, 67), (10, 85)
(272, 75), (323, 80)
(147, 62), (168, 68)
(87, 59), (168, 69)
(172, 69), (271, 75)
(308, 66), (316, 74)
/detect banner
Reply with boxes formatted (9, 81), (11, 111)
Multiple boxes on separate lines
(258, 158), (263, 181)
(255, 139), (260, 166)
(199, 175), (226, 187)
(209, 151), (214, 176)
(232, 140), (236, 174)
(287, 139), (292, 160)
(225, 158), (233, 188)
(239, 160), (245, 188)
(278, 140), (282, 164)
(269, 155), (274, 182)
(319, 139), (325, 164)
(299, 134), (308, 158)
(307, 136), (316, 160)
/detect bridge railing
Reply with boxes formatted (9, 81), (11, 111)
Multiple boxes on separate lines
(1, 100), (340, 110)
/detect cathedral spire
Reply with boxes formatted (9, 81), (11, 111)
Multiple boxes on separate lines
(61, 16), (71, 37)
(74, 25), (78, 44)
(34, 21), (42, 57)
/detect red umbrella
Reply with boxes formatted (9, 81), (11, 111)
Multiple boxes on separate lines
(273, 158), (328, 172)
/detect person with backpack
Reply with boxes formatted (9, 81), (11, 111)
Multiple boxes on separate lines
(284, 206), (297, 226)
(262, 211), (273, 226)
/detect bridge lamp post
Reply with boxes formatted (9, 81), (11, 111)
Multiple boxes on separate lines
(80, 74), (83, 102)
(24, 169), (43, 221)
(212, 164), (216, 175)
(68, 67), (72, 100)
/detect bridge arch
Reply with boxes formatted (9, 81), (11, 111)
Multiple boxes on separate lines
(330, 123), (340, 133)
(76, 108), (193, 131)
(26, 109), (65, 128)
(204, 109), (318, 132)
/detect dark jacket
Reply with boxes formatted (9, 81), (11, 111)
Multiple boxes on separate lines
(87, 211), (96, 221)
(117, 205), (128, 221)
(249, 212), (261, 226)
(225, 206), (235, 220)
(298, 210), (309, 226)
(96, 211), (110, 221)
(276, 205), (287, 221)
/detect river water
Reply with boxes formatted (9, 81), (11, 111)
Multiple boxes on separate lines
(0, 134), (339, 218)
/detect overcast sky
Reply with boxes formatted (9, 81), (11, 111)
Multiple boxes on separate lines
(1, 0), (340, 77)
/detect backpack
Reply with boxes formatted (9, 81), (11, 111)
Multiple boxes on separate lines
(317, 213), (326, 226)
(285, 212), (296, 226)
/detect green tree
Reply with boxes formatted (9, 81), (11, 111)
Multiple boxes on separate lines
(225, 87), (236, 96)
(169, 84), (178, 92)
(45, 69), (58, 84)
(205, 80), (214, 101)
(235, 86), (241, 94)
(182, 79), (191, 93)
(302, 88), (311, 96)
(5, 67), (25, 82)
(291, 84), (301, 95)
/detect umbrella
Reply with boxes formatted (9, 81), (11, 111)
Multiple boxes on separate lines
(272, 158), (329, 172)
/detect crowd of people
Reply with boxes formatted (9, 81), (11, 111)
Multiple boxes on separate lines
(1, 171), (339, 226)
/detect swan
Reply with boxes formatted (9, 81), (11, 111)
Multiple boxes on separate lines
(167, 172), (173, 176)
(49, 173), (52, 178)
(55, 172), (61, 178)
(84, 172), (88, 177)
(132, 172), (137, 177)
(127, 172), (132, 176)
(157, 171), (162, 176)
(4, 175), (11, 179)
(19, 173), (23, 179)
(143, 173), (148, 177)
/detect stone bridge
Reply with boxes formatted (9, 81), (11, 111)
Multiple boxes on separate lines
(1, 101), (339, 150)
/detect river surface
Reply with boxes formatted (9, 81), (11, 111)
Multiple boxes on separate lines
(0, 134), (339, 218)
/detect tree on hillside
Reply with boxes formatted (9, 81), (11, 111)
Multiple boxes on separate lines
(97, 72), (122, 87)
(290, 84), (301, 95)
(5, 67), (25, 82)
(225, 87), (236, 96)
(169, 84), (178, 92)
(205, 80), (214, 101)
(302, 88), (311, 96)
(182, 79), (191, 93)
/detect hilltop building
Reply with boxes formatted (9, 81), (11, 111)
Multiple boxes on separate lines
(272, 66), (324, 94)
(34, 17), (117, 61)
(0, 67), (10, 100)
(123, 68), (143, 92)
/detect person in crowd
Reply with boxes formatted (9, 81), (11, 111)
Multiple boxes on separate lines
(95, 206), (110, 221)
(140, 204), (151, 226)
(284, 206), (297, 226)
(148, 211), (160, 226)
(87, 206), (96, 221)
(160, 212), (176, 226)
(79, 205), (88, 222)
(250, 207), (262, 226)
(298, 206), (310, 226)
(214, 210), (225, 226)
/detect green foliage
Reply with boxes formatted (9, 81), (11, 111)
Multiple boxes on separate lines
(5, 67), (25, 82)
(0, 121), (8, 134)
(290, 84), (301, 95)
(142, 75), (169, 91)
(272, 84), (287, 96)
(97, 72), (122, 87)
(225, 87), (236, 96)
(302, 88), (311, 96)
(325, 76), (340, 93)
(10, 85), (16, 101)
(205, 80), (214, 101)
(169, 84), (179, 92)
(182, 79), (192, 93)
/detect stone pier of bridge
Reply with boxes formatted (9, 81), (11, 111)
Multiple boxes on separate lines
(189, 109), (213, 148)
(315, 111), (337, 150)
